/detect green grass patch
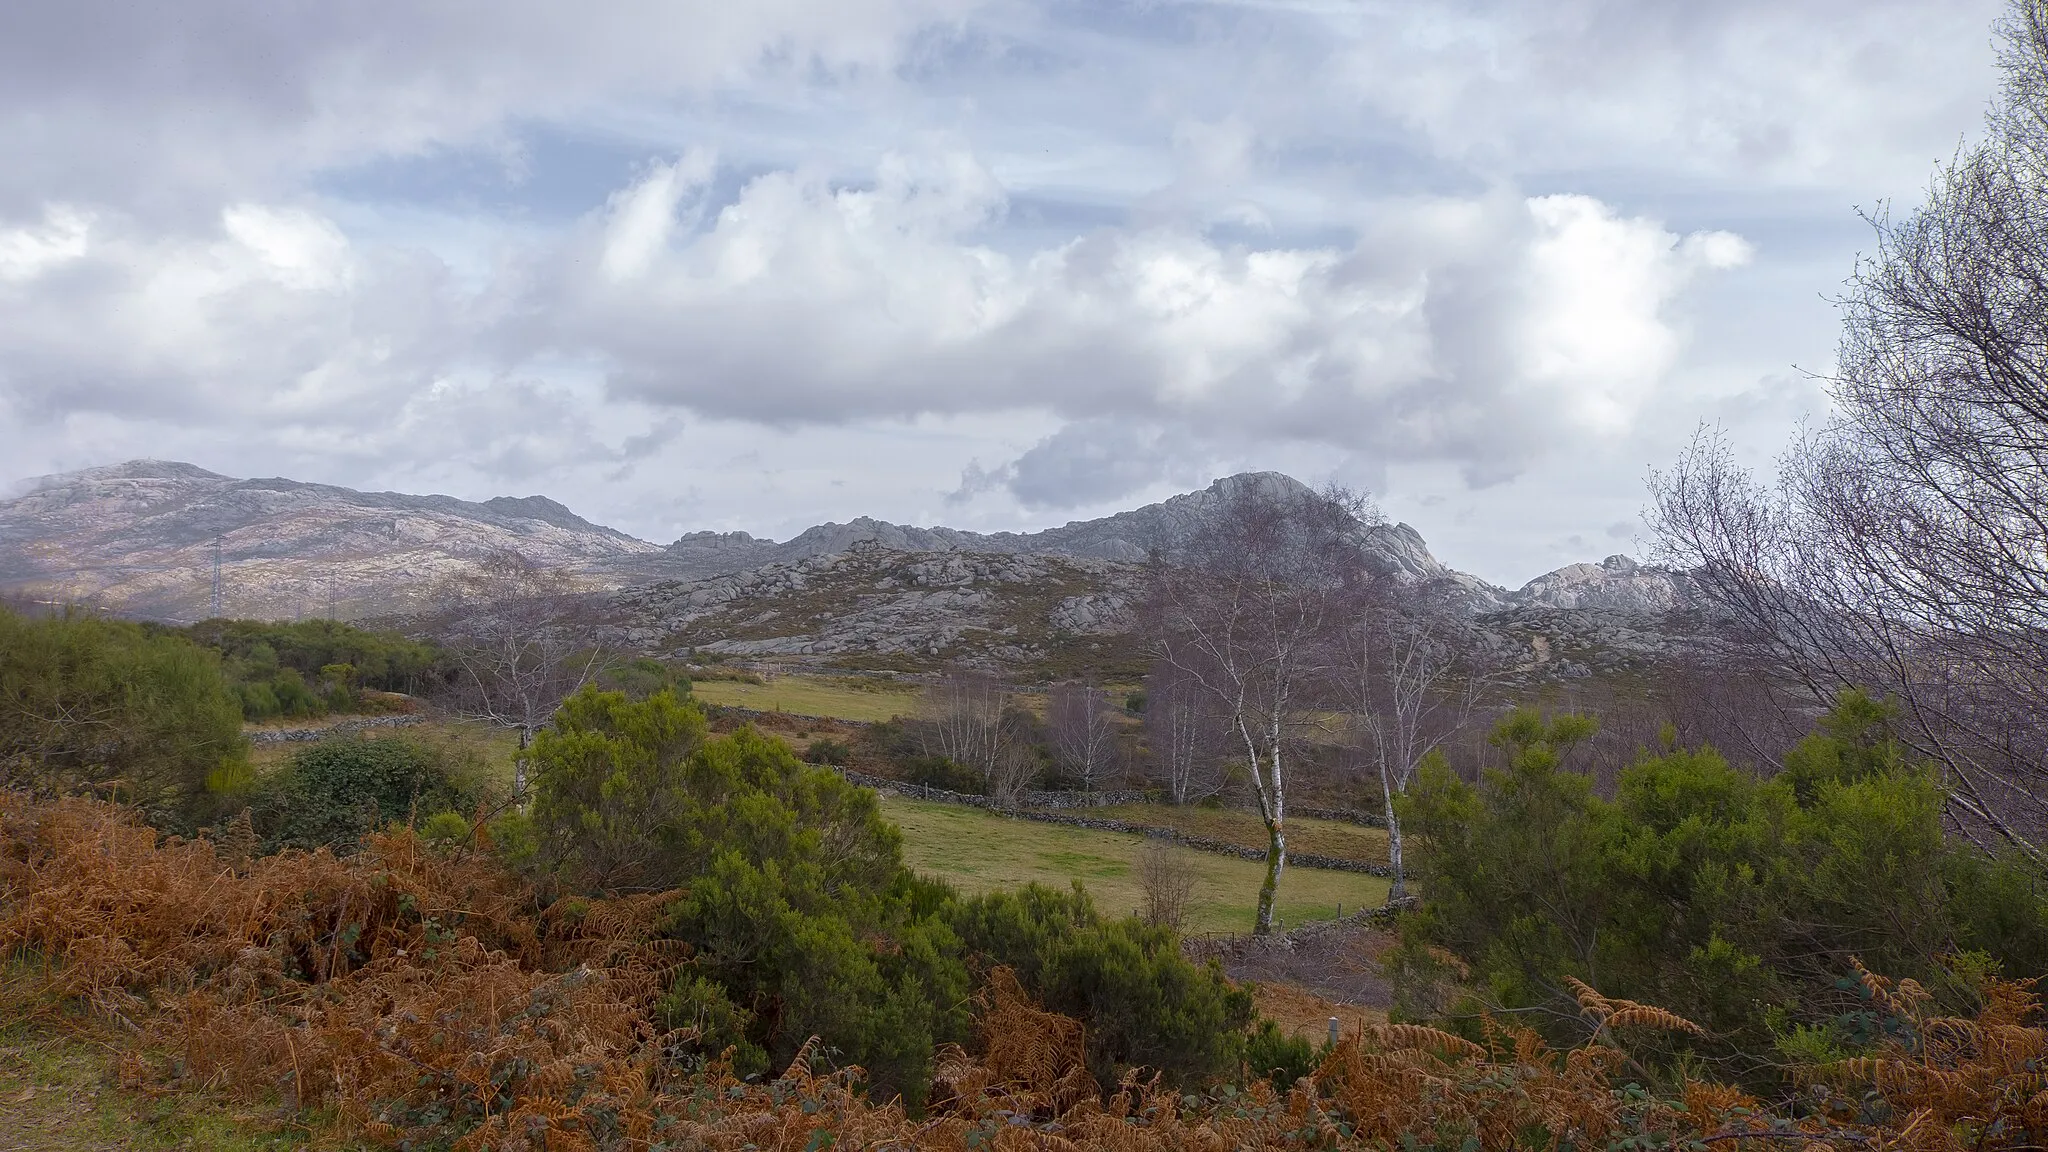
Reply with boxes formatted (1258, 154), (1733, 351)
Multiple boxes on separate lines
(878, 796), (1390, 936)
(1087, 804), (1390, 865)
(690, 676), (924, 722)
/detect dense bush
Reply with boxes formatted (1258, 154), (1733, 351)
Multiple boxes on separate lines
(901, 752), (984, 793)
(949, 882), (1255, 1088)
(1395, 694), (2048, 1081)
(27, 789), (2026, 1152)
(595, 656), (693, 700)
(0, 606), (248, 823)
(183, 618), (446, 720)
(524, 686), (966, 1104)
(250, 736), (484, 853)
(801, 736), (851, 765)
(523, 685), (1263, 1105)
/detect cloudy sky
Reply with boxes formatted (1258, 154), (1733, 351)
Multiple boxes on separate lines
(0, 0), (2008, 586)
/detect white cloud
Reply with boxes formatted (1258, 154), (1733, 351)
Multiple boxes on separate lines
(1516, 194), (1753, 436)
(221, 205), (353, 291)
(0, 206), (91, 283)
(0, 0), (2012, 583)
(536, 154), (1750, 506)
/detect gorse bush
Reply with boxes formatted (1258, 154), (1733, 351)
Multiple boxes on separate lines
(520, 684), (1257, 1105)
(949, 882), (1254, 1089)
(801, 735), (851, 764)
(525, 686), (966, 1103)
(901, 752), (984, 793)
(0, 606), (248, 824)
(1395, 693), (2048, 1081)
(183, 618), (446, 720)
(595, 655), (693, 700)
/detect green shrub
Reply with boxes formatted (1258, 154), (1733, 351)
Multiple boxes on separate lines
(526, 687), (710, 893)
(529, 686), (969, 1106)
(1242, 1018), (1320, 1087)
(420, 810), (472, 844)
(949, 883), (1254, 1089)
(656, 973), (767, 1076)
(0, 606), (248, 824)
(901, 753), (982, 794)
(185, 618), (446, 707)
(597, 657), (693, 700)
(1394, 695), (2048, 1082)
(253, 737), (479, 852)
(527, 685), (1296, 1106)
(802, 736), (852, 765)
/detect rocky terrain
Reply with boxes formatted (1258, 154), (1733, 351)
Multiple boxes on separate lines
(0, 460), (657, 621)
(1, 459), (1707, 680)
(610, 541), (1148, 678)
(636, 472), (1464, 583)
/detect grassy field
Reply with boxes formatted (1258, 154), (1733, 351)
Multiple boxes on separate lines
(1089, 804), (1389, 865)
(688, 676), (925, 722)
(246, 714), (522, 780)
(878, 796), (1389, 936)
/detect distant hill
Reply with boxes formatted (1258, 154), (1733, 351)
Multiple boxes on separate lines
(0, 461), (1697, 644)
(0, 459), (656, 620)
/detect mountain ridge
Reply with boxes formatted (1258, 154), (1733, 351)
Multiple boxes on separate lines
(0, 459), (1692, 622)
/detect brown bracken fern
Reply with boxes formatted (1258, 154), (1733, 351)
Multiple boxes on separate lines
(8, 793), (2048, 1150)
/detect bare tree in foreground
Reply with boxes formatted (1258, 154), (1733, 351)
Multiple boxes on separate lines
(433, 549), (611, 795)
(1147, 477), (1362, 934)
(1338, 576), (1487, 900)
(1048, 682), (1119, 790)
(1648, 2), (2048, 862)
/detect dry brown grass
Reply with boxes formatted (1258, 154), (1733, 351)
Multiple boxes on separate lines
(7, 792), (2047, 1151)
(1250, 982), (1386, 1043)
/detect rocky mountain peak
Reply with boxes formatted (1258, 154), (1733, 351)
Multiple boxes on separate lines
(2, 460), (1705, 629)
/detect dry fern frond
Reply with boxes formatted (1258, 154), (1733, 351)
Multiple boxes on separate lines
(1369, 1023), (1487, 1061)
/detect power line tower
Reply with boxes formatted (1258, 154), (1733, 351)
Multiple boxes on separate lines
(210, 535), (223, 619)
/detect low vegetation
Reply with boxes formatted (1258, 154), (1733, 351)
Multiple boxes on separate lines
(688, 674), (924, 722)
(10, 782), (2046, 1150)
(1396, 695), (2048, 1090)
(878, 795), (1390, 934)
(13, 534), (2048, 1151)
(183, 618), (445, 723)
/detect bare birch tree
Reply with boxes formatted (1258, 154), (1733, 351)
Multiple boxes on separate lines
(1144, 659), (1225, 804)
(1048, 682), (1119, 791)
(1648, 1), (2048, 861)
(1146, 477), (1361, 934)
(432, 549), (610, 795)
(987, 739), (1042, 808)
(920, 667), (1009, 788)
(1337, 576), (1487, 899)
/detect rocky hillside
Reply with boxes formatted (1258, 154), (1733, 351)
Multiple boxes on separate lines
(610, 541), (1147, 679)
(0, 460), (657, 620)
(0, 462), (1699, 674)
(641, 472), (1478, 584)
